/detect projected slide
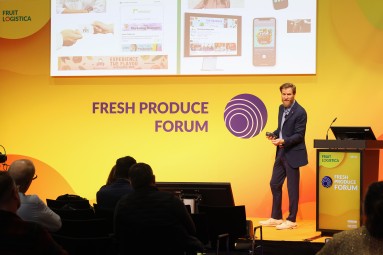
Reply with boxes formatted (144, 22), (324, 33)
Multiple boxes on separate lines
(51, 0), (317, 76)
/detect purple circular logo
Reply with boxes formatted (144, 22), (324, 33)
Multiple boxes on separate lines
(321, 176), (333, 188)
(224, 94), (268, 138)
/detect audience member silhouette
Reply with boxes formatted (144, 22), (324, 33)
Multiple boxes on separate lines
(114, 162), (204, 255)
(316, 181), (383, 255)
(105, 165), (117, 185)
(8, 159), (62, 232)
(0, 171), (68, 255)
(96, 156), (136, 210)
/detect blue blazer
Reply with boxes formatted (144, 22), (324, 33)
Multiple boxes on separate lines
(273, 100), (308, 168)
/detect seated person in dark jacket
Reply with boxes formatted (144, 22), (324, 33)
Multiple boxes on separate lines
(0, 171), (68, 255)
(96, 156), (136, 210)
(114, 162), (204, 255)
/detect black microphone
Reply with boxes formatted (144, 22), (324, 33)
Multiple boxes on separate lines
(326, 117), (337, 140)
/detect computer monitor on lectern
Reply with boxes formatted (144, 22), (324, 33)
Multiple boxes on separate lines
(331, 126), (376, 140)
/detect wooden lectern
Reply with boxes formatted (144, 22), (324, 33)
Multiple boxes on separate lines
(314, 139), (383, 235)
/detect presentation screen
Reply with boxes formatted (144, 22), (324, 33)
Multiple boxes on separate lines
(51, 0), (317, 76)
(316, 150), (362, 234)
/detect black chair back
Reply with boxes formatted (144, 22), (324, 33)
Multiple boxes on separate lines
(197, 205), (248, 250)
(57, 218), (111, 238)
(191, 213), (210, 245)
(47, 198), (91, 210)
(93, 203), (115, 233)
(52, 234), (115, 255)
(47, 198), (96, 220)
(52, 207), (96, 220)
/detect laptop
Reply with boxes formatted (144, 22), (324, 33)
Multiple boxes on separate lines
(330, 126), (376, 140)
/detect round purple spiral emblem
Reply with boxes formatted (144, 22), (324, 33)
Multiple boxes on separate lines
(321, 176), (333, 188)
(224, 94), (268, 138)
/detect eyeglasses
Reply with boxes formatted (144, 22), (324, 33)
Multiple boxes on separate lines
(32, 174), (38, 180)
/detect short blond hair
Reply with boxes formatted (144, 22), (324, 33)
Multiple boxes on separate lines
(280, 83), (296, 95)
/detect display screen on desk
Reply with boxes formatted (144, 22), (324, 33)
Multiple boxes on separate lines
(331, 126), (377, 140)
(156, 182), (235, 207)
(316, 150), (362, 234)
(50, 0), (317, 76)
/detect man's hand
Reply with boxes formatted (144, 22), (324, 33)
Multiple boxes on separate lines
(271, 138), (284, 147)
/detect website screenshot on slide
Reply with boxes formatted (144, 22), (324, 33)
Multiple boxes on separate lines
(51, 0), (317, 76)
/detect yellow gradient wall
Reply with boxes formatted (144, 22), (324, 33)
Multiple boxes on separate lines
(1, 0), (383, 220)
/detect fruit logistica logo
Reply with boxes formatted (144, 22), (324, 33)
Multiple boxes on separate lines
(224, 94), (268, 139)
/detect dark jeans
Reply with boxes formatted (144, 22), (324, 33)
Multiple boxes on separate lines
(270, 148), (300, 222)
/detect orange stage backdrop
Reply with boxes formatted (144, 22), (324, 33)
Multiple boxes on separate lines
(1, 0), (383, 220)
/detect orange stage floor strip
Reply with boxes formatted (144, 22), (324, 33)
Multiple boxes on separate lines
(250, 218), (329, 243)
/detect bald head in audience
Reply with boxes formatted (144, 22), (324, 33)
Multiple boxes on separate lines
(7, 159), (62, 232)
(8, 159), (36, 193)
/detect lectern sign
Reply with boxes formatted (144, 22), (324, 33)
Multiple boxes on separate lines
(317, 150), (362, 233)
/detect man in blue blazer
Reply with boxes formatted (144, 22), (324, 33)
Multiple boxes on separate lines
(260, 83), (308, 230)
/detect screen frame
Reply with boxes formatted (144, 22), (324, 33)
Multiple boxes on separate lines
(156, 181), (235, 208)
(252, 17), (276, 66)
(51, 0), (317, 76)
(184, 12), (242, 58)
(331, 126), (376, 140)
